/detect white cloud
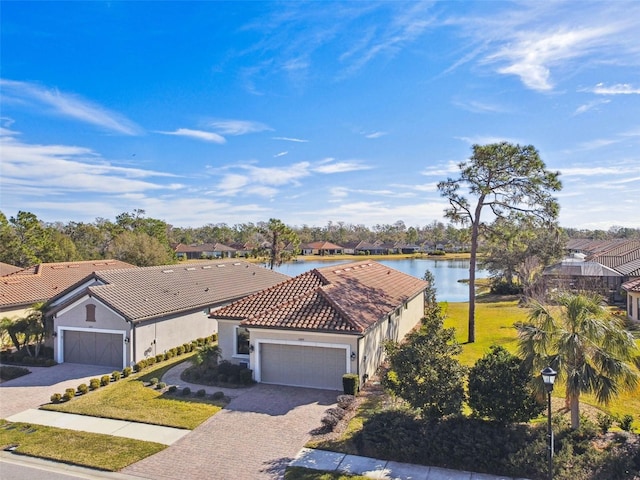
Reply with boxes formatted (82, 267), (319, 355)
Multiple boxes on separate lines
(313, 160), (371, 174)
(364, 131), (388, 139)
(274, 151), (289, 157)
(272, 136), (309, 143)
(0, 79), (141, 135)
(209, 119), (272, 135)
(573, 99), (610, 115)
(156, 128), (226, 143)
(590, 83), (640, 95)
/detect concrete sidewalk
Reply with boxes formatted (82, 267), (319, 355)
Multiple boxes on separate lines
(6, 409), (189, 446)
(291, 448), (526, 480)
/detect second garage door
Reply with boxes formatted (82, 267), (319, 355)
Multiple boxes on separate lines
(63, 330), (123, 368)
(260, 343), (346, 390)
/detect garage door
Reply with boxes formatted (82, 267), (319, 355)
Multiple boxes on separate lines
(260, 343), (346, 390)
(63, 330), (123, 368)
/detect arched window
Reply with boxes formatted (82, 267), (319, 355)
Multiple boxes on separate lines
(86, 304), (96, 322)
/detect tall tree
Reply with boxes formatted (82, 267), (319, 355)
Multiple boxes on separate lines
(438, 142), (561, 343)
(516, 292), (639, 429)
(109, 231), (175, 266)
(262, 219), (300, 269)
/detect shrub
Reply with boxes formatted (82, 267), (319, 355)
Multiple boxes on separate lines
(0, 365), (30, 381)
(157, 382), (166, 390)
(62, 390), (75, 402)
(50, 393), (62, 403)
(77, 383), (88, 395)
(597, 413), (614, 434)
(342, 374), (359, 395)
(134, 360), (147, 372)
(182, 387), (191, 396)
(337, 394), (356, 410)
(122, 366), (132, 377)
(196, 389), (206, 397)
(149, 377), (159, 385)
(111, 370), (121, 381)
(197, 337), (205, 346)
(217, 374), (228, 384)
(147, 356), (156, 366)
(321, 407), (347, 431)
(212, 391), (224, 400)
(155, 354), (164, 363)
(618, 414), (634, 432)
(239, 368), (253, 385)
(177, 345), (185, 356)
(89, 378), (100, 390)
(183, 343), (192, 353)
(100, 375), (110, 387)
(168, 385), (178, 393)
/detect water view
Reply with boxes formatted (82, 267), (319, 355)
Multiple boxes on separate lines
(272, 258), (488, 303)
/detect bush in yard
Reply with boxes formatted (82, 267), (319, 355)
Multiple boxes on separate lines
(468, 345), (544, 423)
(122, 366), (132, 377)
(182, 387), (191, 396)
(157, 382), (166, 390)
(50, 393), (62, 403)
(155, 354), (164, 363)
(149, 377), (158, 385)
(597, 413), (614, 434)
(337, 394), (356, 410)
(63, 388), (75, 401)
(196, 389), (206, 397)
(382, 307), (466, 421)
(177, 345), (185, 355)
(0, 365), (30, 381)
(168, 385), (177, 393)
(111, 370), (121, 381)
(618, 414), (634, 432)
(134, 360), (147, 372)
(321, 407), (347, 431)
(239, 368), (253, 385)
(89, 378), (100, 390)
(342, 374), (359, 395)
(77, 383), (88, 395)
(212, 391), (224, 400)
(100, 375), (110, 387)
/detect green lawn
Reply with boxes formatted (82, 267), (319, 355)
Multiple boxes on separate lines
(42, 354), (222, 429)
(0, 420), (165, 471)
(285, 467), (366, 479)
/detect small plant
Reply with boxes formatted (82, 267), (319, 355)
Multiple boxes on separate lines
(321, 407), (346, 431)
(122, 366), (132, 377)
(196, 389), (206, 397)
(212, 391), (225, 400)
(182, 387), (191, 396)
(62, 390), (75, 402)
(50, 393), (62, 403)
(597, 413), (614, 434)
(342, 374), (359, 395)
(89, 378), (100, 390)
(134, 360), (147, 372)
(77, 383), (88, 395)
(100, 375), (110, 387)
(168, 385), (178, 393)
(337, 394), (356, 410)
(618, 414), (634, 432)
(157, 382), (166, 390)
(112, 370), (121, 381)
(149, 377), (159, 386)
(177, 345), (185, 355)
(155, 354), (164, 363)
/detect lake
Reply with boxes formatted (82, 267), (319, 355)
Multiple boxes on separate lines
(271, 257), (488, 302)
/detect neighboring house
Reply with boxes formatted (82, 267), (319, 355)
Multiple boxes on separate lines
(0, 260), (134, 320)
(211, 261), (428, 391)
(621, 278), (640, 322)
(300, 241), (344, 256)
(174, 243), (237, 260)
(0, 262), (22, 277)
(46, 260), (289, 369)
(393, 242), (421, 254)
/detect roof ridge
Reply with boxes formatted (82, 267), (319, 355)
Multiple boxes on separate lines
(317, 285), (366, 332)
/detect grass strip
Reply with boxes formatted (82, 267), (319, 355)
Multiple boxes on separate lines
(0, 420), (165, 471)
(285, 466), (367, 479)
(42, 353), (221, 429)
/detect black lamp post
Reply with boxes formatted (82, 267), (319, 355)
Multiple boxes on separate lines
(541, 366), (557, 480)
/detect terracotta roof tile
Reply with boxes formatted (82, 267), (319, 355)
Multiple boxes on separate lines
(0, 262), (22, 277)
(0, 260), (134, 310)
(212, 261), (428, 334)
(621, 277), (640, 293)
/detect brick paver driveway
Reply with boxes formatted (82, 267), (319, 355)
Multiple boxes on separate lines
(123, 383), (338, 480)
(0, 363), (112, 418)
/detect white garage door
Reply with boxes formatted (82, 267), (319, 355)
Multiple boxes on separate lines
(260, 343), (346, 390)
(63, 330), (123, 368)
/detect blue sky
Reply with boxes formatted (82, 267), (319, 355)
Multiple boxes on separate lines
(1, 1), (639, 230)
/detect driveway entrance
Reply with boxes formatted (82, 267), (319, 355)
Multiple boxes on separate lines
(124, 383), (337, 480)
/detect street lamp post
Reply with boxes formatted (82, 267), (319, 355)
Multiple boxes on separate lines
(541, 367), (557, 480)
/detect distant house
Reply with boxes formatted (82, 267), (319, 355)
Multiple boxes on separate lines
(46, 260), (288, 369)
(300, 241), (344, 256)
(211, 261), (428, 391)
(0, 260), (134, 320)
(174, 243), (237, 260)
(542, 259), (623, 302)
(621, 278), (640, 322)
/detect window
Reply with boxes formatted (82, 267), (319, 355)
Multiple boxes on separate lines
(235, 326), (250, 355)
(85, 304), (96, 322)
(637, 297), (640, 320)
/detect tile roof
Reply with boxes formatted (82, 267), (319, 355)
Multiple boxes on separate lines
(81, 260), (289, 322)
(302, 241), (344, 250)
(0, 262), (22, 277)
(212, 261), (428, 334)
(564, 240), (640, 276)
(0, 260), (134, 310)
(621, 278), (640, 293)
(174, 243), (236, 253)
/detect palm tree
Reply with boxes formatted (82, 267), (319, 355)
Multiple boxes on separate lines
(516, 292), (639, 429)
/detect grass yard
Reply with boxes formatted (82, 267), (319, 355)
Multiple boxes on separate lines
(285, 467), (366, 479)
(0, 420), (165, 471)
(42, 354), (222, 429)
(444, 296), (640, 428)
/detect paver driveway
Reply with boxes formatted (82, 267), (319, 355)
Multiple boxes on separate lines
(123, 383), (338, 480)
(0, 363), (112, 418)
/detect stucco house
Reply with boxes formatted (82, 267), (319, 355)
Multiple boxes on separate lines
(621, 278), (640, 323)
(174, 243), (237, 260)
(1, 260), (134, 320)
(46, 260), (288, 369)
(211, 261), (428, 391)
(300, 241), (344, 256)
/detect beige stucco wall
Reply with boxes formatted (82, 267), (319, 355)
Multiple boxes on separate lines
(627, 290), (640, 322)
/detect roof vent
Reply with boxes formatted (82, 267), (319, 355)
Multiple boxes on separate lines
(217, 264), (225, 268)
(162, 269), (174, 273)
(202, 266), (212, 269)
(186, 267), (196, 271)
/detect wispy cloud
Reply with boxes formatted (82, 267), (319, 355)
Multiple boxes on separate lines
(364, 131), (388, 139)
(0, 79), (141, 135)
(590, 83), (640, 95)
(573, 99), (610, 115)
(156, 128), (226, 143)
(272, 136), (309, 143)
(456, 135), (521, 146)
(209, 119), (272, 135)
(274, 151), (289, 158)
(313, 159), (371, 174)
(452, 99), (506, 114)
